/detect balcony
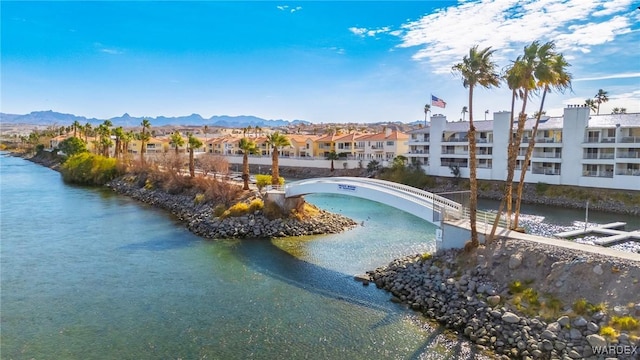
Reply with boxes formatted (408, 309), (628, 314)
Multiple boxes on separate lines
(441, 150), (468, 155)
(532, 168), (561, 175)
(617, 151), (640, 158)
(533, 152), (562, 159)
(534, 137), (560, 143)
(583, 170), (614, 178)
(442, 137), (468, 143)
(583, 153), (615, 159)
(621, 136), (640, 143)
(616, 169), (640, 176)
(408, 150), (429, 155)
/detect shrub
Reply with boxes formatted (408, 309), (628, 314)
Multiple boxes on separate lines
(60, 153), (121, 185)
(600, 326), (618, 338)
(572, 298), (589, 315)
(508, 280), (525, 294)
(248, 198), (264, 212)
(421, 252), (433, 261)
(213, 204), (226, 217)
(255, 174), (284, 190)
(223, 202), (250, 218)
(58, 137), (87, 157)
(522, 288), (540, 306)
(611, 316), (639, 331)
(194, 193), (206, 205)
(35, 144), (45, 153)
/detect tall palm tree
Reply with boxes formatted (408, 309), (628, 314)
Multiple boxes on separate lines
(170, 131), (185, 154)
(139, 119), (152, 164)
(265, 132), (290, 186)
(423, 104), (431, 127)
(501, 42), (544, 229)
(187, 134), (203, 177)
(112, 126), (125, 159)
(72, 120), (81, 138)
(84, 122), (92, 144)
(584, 98), (597, 113)
(513, 51), (572, 228)
(461, 106), (468, 121)
(239, 137), (257, 190)
(595, 89), (608, 115)
(452, 45), (500, 247)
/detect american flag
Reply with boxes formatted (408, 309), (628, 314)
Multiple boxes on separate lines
(431, 95), (446, 108)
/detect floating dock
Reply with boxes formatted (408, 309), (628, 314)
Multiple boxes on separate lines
(555, 222), (640, 246)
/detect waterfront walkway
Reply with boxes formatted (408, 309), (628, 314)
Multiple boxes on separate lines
(447, 218), (640, 262)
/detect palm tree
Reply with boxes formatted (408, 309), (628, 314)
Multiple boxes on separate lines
(452, 45), (500, 247)
(514, 50), (572, 228)
(72, 120), (81, 138)
(170, 131), (185, 154)
(203, 125), (209, 149)
(423, 104), (431, 126)
(139, 119), (151, 164)
(265, 132), (290, 186)
(112, 126), (125, 159)
(187, 134), (203, 177)
(498, 42), (544, 230)
(239, 137), (257, 190)
(595, 89), (608, 115)
(84, 122), (92, 144)
(254, 126), (261, 138)
(326, 150), (339, 172)
(461, 106), (468, 121)
(584, 98), (597, 113)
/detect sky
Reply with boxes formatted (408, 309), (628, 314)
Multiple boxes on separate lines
(1, 0), (639, 124)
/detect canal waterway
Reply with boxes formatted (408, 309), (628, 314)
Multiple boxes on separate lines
(2, 154), (638, 359)
(0, 154), (471, 360)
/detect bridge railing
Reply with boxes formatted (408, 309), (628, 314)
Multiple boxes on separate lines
(350, 178), (463, 219)
(285, 177), (464, 220)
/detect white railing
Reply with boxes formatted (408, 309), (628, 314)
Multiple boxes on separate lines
(286, 177), (463, 220)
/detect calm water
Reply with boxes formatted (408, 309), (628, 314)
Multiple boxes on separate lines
(0, 154), (461, 360)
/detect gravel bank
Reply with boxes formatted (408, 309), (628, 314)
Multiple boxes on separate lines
(106, 176), (357, 239)
(366, 240), (640, 360)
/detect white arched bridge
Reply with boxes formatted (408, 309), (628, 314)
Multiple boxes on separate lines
(274, 177), (464, 225)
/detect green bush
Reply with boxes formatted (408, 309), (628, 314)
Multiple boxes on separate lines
(255, 174), (284, 190)
(60, 153), (121, 185)
(58, 137), (87, 157)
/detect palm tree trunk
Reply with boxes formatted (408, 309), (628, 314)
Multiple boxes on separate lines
(486, 198), (506, 244)
(242, 152), (250, 190)
(513, 87), (548, 229)
(189, 149), (195, 177)
(505, 86), (531, 228)
(271, 146), (280, 186)
(468, 86), (478, 247)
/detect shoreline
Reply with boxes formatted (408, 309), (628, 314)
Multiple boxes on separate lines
(367, 240), (640, 360)
(10, 150), (640, 358)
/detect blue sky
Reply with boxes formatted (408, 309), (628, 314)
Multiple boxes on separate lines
(2, 0), (639, 123)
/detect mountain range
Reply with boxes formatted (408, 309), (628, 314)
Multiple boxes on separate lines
(0, 110), (312, 128)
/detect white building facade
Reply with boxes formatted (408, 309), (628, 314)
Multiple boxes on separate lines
(405, 106), (640, 191)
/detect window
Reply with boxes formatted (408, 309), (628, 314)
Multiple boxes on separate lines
(386, 141), (394, 146)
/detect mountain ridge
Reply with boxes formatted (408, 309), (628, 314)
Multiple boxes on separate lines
(0, 110), (312, 128)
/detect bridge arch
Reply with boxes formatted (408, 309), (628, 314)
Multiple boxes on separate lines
(282, 177), (462, 226)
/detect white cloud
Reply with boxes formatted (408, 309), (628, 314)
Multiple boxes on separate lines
(592, 0), (633, 17)
(349, 26), (391, 37)
(276, 5), (302, 13)
(393, 0), (636, 73)
(94, 42), (123, 55)
(574, 72), (640, 81)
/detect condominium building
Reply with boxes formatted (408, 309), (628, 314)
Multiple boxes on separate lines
(405, 106), (639, 191)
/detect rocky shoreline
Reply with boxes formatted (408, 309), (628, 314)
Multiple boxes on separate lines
(366, 240), (640, 360)
(106, 176), (357, 240)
